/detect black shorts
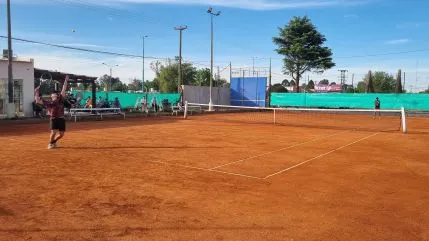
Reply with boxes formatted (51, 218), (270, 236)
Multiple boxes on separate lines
(50, 118), (66, 132)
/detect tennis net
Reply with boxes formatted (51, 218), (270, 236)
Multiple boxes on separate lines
(184, 103), (407, 133)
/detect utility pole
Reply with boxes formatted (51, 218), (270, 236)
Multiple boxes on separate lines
(229, 62), (232, 83)
(175, 26), (187, 93)
(352, 73), (355, 93)
(7, 0), (15, 118)
(339, 69), (348, 92)
(102, 63), (118, 100)
(142, 35), (148, 93)
(217, 66), (220, 87)
(268, 58), (272, 107)
(207, 7), (221, 110)
(252, 57), (255, 77)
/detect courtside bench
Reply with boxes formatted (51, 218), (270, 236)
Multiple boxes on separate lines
(172, 105), (202, 116)
(67, 108), (126, 122)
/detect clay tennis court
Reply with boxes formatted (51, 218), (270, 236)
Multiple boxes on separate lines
(1, 113), (429, 241)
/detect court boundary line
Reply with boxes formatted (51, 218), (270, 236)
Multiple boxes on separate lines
(145, 160), (264, 180)
(209, 130), (350, 170)
(263, 132), (379, 179)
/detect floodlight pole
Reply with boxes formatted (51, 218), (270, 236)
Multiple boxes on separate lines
(142, 35), (148, 93)
(175, 26), (187, 95)
(208, 7), (221, 111)
(7, 0), (13, 103)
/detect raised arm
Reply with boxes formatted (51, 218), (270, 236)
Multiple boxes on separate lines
(34, 86), (43, 105)
(61, 75), (69, 97)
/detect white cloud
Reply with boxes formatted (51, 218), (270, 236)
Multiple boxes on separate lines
(10, 0), (373, 10)
(385, 39), (410, 45)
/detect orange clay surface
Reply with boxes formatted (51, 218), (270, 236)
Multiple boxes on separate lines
(0, 115), (429, 241)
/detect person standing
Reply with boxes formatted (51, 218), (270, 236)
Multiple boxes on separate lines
(34, 75), (69, 149)
(374, 97), (381, 118)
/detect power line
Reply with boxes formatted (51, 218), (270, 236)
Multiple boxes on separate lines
(0, 36), (167, 60)
(254, 48), (429, 61)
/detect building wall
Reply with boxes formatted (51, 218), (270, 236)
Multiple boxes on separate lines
(182, 85), (230, 105)
(0, 58), (35, 117)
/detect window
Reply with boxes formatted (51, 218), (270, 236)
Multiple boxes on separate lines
(14, 80), (23, 113)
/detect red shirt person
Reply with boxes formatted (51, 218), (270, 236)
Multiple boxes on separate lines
(35, 75), (69, 149)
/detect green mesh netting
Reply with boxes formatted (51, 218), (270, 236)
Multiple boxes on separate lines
(271, 93), (429, 110)
(71, 91), (180, 108)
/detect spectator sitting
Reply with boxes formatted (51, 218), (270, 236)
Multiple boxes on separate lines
(84, 97), (92, 108)
(151, 96), (158, 112)
(112, 97), (121, 109)
(141, 97), (148, 112)
(103, 98), (110, 108)
(96, 96), (104, 108)
(67, 94), (77, 108)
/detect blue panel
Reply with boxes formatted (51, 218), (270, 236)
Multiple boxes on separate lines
(230, 77), (267, 107)
(257, 77), (267, 107)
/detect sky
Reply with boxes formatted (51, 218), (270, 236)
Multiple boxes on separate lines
(1, 0), (429, 92)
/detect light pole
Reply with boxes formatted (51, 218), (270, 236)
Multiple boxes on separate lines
(142, 35), (148, 93)
(207, 7), (221, 111)
(6, 0), (15, 117)
(102, 63), (118, 100)
(175, 26), (187, 95)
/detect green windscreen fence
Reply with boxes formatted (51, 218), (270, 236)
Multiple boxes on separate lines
(271, 93), (429, 110)
(71, 91), (181, 109)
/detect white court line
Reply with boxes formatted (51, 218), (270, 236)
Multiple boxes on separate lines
(263, 132), (379, 179)
(146, 159), (264, 180)
(210, 130), (350, 170)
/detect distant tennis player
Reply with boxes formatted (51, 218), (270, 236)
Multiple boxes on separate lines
(34, 75), (69, 149)
(374, 97), (381, 118)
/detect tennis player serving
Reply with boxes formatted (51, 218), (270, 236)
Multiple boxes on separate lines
(34, 75), (69, 149)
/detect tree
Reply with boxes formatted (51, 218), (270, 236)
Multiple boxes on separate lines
(356, 81), (366, 93)
(366, 71), (374, 93)
(111, 82), (128, 92)
(282, 79), (290, 86)
(157, 61), (197, 93)
(329, 82), (337, 86)
(395, 69), (403, 93)
(98, 74), (123, 91)
(195, 68), (211, 86)
(271, 83), (288, 93)
(273, 16), (335, 93)
(145, 80), (159, 92)
(215, 78), (230, 88)
(364, 71), (395, 93)
(346, 86), (355, 93)
(128, 78), (143, 91)
(319, 79), (329, 85)
(306, 80), (315, 91)
(290, 80), (296, 86)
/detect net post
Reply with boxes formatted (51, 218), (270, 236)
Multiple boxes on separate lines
(273, 109), (276, 125)
(401, 107), (407, 133)
(184, 101), (188, 119)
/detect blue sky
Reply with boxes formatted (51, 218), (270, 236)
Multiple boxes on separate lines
(1, 0), (429, 91)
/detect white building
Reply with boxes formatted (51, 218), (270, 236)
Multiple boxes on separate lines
(0, 57), (35, 118)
